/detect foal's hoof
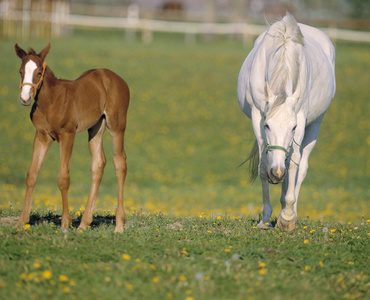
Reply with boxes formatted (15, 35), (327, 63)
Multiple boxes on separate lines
(257, 220), (273, 230)
(114, 225), (124, 234)
(277, 216), (296, 231)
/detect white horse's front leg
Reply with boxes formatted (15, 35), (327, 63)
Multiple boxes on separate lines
(277, 143), (300, 231)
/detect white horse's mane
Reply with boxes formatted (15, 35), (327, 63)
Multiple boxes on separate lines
(264, 13), (304, 115)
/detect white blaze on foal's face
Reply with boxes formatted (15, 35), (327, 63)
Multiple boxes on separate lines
(20, 60), (37, 104)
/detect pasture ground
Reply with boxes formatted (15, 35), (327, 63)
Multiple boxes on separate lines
(0, 30), (369, 299)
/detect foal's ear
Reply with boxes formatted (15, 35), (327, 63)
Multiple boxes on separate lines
(15, 44), (27, 59)
(38, 43), (51, 61)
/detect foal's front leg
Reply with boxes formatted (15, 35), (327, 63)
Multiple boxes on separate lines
(17, 131), (53, 228)
(58, 133), (76, 229)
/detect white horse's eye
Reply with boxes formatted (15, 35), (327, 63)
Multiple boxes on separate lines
(264, 124), (270, 130)
(292, 125), (297, 131)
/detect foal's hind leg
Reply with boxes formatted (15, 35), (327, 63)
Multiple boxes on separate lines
(108, 129), (127, 233)
(79, 118), (106, 230)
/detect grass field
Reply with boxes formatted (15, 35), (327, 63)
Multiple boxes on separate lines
(0, 30), (369, 299)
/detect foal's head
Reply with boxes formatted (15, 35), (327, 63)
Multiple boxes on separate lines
(15, 43), (50, 106)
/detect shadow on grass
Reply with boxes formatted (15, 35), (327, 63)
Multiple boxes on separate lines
(29, 211), (116, 229)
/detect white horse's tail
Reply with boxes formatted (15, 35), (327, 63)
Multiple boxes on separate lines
(239, 139), (259, 183)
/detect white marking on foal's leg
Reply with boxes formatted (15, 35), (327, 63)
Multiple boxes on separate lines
(21, 60), (37, 103)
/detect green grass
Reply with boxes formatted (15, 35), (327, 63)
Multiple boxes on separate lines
(0, 31), (369, 299)
(0, 211), (369, 300)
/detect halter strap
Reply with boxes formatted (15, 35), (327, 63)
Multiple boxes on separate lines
(19, 61), (47, 96)
(263, 128), (294, 159)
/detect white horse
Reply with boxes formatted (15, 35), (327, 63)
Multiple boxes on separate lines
(237, 13), (336, 230)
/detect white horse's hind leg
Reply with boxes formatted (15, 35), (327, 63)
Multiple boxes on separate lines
(257, 179), (273, 229)
(257, 153), (273, 229)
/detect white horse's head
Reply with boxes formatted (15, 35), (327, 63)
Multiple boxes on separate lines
(263, 83), (298, 184)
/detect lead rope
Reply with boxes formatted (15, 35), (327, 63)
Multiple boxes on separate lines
(290, 138), (301, 166)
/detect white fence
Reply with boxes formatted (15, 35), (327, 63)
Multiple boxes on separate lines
(1, 6), (370, 43)
(67, 14), (370, 44)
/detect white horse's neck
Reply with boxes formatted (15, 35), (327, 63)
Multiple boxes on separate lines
(264, 13), (304, 106)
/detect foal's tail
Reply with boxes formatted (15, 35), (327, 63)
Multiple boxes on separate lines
(239, 139), (259, 183)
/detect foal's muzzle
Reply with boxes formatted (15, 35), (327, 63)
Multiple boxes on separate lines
(19, 92), (33, 106)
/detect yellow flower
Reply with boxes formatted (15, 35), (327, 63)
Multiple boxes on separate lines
(42, 270), (52, 280)
(59, 275), (69, 282)
(149, 264), (156, 271)
(19, 273), (27, 281)
(181, 250), (188, 255)
(348, 261), (354, 265)
(152, 276), (160, 283)
(185, 297), (195, 300)
(24, 224), (30, 230)
(259, 262), (266, 268)
(304, 240), (309, 244)
(122, 254), (130, 261)
(33, 262), (41, 269)
(179, 275), (187, 282)
(305, 266), (311, 271)
(224, 249), (230, 252)
(259, 268), (267, 275)
(63, 287), (70, 294)
(330, 229), (336, 233)
(217, 216), (222, 220)
(75, 211), (81, 216)
(207, 230), (212, 233)
(319, 261), (324, 267)
(126, 283), (134, 290)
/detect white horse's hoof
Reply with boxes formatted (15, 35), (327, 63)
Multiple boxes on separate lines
(277, 215), (296, 231)
(257, 220), (273, 230)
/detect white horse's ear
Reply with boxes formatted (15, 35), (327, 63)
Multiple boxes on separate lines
(287, 82), (301, 109)
(291, 81), (301, 102)
(265, 82), (276, 102)
(286, 78), (293, 97)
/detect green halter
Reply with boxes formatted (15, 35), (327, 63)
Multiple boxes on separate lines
(262, 128), (300, 159)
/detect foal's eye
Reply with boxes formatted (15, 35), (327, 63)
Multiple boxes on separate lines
(292, 125), (297, 131)
(264, 124), (270, 130)
(37, 72), (42, 77)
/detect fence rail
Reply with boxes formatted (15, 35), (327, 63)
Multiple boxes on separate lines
(67, 14), (370, 44)
(1, 9), (370, 43)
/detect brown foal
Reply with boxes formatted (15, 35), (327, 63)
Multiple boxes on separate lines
(14, 43), (130, 233)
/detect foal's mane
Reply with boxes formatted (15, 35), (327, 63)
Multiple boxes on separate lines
(27, 48), (37, 55)
(264, 13), (304, 115)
